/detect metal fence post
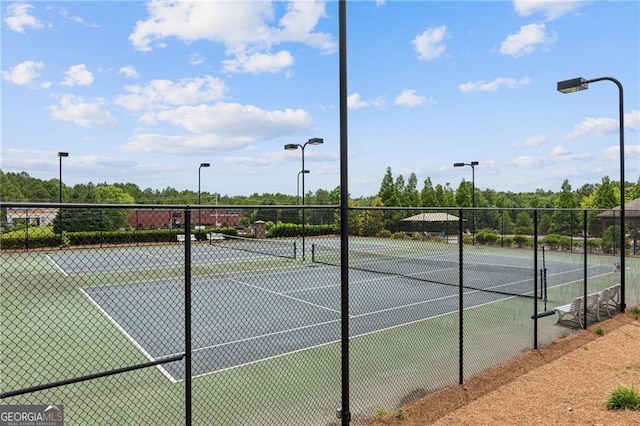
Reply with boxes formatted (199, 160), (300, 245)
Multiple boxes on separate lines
(583, 210), (588, 329)
(458, 209), (464, 385)
(184, 208), (192, 425)
(533, 210), (538, 349)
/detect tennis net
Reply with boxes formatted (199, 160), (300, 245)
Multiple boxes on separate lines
(311, 243), (540, 299)
(215, 235), (297, 260)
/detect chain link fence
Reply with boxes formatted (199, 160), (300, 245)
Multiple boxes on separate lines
(1, 203), (638, 425)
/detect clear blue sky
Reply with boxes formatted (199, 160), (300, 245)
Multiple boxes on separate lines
(2, 0), (639, 199)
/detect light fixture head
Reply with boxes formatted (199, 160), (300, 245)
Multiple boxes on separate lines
(307, 137), (323, 145)
(453, 162), (464, 167)
(471, 161), (479, 166)
(301, 170), (310, 174)
(58, 152), (69, 157)
(557, 77), (588, 94)
(284, 143), (299, 150)
(200, 162), (210, 168)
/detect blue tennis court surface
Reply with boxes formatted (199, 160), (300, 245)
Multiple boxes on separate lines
(47, 240), (297, 275)
(80, 256), (613, 382)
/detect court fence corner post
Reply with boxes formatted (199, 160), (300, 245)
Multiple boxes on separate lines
(184, 207), (193, 425)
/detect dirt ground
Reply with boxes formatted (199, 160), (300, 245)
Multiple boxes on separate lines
(366, 310), (640, 426)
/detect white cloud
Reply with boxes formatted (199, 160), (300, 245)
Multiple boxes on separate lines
(604, 144), (640, 162)
(47, 95), (116, 127)
(62, 64), (94, 86)
(121, 102), (312, 155)
(272, 1), (334, 52)
(2, 60), (45, 85)
(459, 77), (531, 92)
(128, 1), (334, 74)
(150, 103), (312, 135)
(118, 66), (139, 79)
(513, 0), (588, 21)
(412, 25), (447, 61)
(394, 89), (426, 107)
(500, 23), (555, 56)
(227, 149), (339, 168)
(625, 110), (640, 129)
(4, 3), (42, 33)
(512, 156), (545, 167)
(348, 93), (368, 110)
(347, 93), (384, 110)
(114, 76), (227, 112)
(567, 110), (639, 139)
(512, 149), (591, 167)
(551, 146), (571, 156)
(121, 133), (252, 154)
(567, 117), (618, 139)
(223, 50), (294, 74)
(59, 8), (84, 24)
(515, 134), (548, 147)
(189, 54), (204, 65)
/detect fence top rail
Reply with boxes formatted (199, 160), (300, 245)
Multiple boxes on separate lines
(0, 202), (340, 210)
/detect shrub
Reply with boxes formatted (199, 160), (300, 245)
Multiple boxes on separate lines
(391, 231), (406, 240)
(513, 234), (531, 248)
(542, 234), (572, 250)
(630, 306), (640, 320)
(606, 385), (640, 410)
(588, 238), (602, 253)
(377, 229), (392, 238)
(475, 229), (498, 245)
(501, 236), (514, 247)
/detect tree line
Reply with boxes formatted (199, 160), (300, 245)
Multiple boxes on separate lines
(2, 168), (638, 211)
(2, 168), (639, 243)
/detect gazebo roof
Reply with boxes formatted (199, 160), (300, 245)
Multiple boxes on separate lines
(597, 198), (640, 218)
(402, 212), (465, 222)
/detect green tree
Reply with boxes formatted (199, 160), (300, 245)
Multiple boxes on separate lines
(401, 173), (420, 207)
(378, 167), (399, 207)
(455, 179), (472, 207)
(53, 185), (134, 232)
(420, 177), (437, 207)
(582, 176), (619, 236)
(515, 211), (535, 235)
(549, 179), (578, 235)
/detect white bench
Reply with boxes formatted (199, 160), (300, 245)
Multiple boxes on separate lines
(206, 233), (225, 241)
(555, 284), (620, 326)
(176, 234), (196, 242)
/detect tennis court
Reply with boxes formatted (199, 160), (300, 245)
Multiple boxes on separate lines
(79, 247), (614, 382)
(47, 235), (297, 275)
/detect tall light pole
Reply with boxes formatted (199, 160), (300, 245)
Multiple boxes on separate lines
(57, 152), (69, 248)
(297, 170), (310, 205)
(285, 137), (323, 260)
(198, 162), (210, 236)
(557, 76), (625, 311)
(454, 161), (479, 244)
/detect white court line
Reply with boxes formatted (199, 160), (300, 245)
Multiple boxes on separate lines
(227, 277), (343, 315)
(163, 318), (340, 359)
(45, 254), (68, 277)
(86, 278), (186, 295)
(78, 287), (177, 383)
(179, 335), (344, 381)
